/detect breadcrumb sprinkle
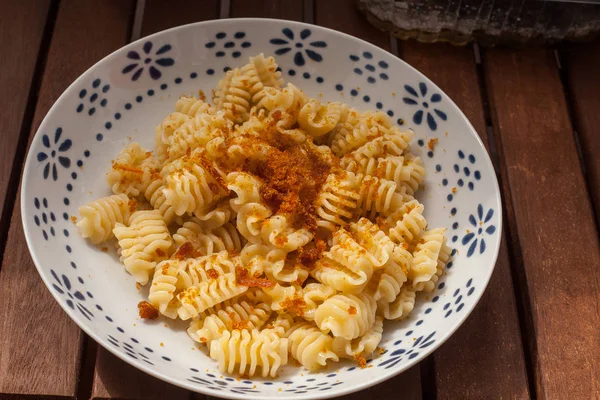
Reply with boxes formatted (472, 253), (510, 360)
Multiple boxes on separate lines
(138, 301), (159, 319)
(427, 138), (438, 150)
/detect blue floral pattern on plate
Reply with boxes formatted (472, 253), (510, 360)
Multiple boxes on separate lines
(462, 204), (496, 257)
(270, 28), (326, 66)
(122, 41), (174, 81)
(403, 82), (447, 130)
(37, 127), (71, 181)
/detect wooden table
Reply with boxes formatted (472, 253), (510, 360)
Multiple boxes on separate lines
(1, 1), (598, 399)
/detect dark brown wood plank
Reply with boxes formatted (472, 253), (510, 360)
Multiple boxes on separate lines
(231, 0), (303, 20)
(0, 0), (50, 229)
(315, 0), (390, 51)
(484, 47), (600, 399)
(141, 0), (219, 36)
(315, 1), (422, 397)
(0, 1), (135, 398)
(400, 41), (530, 399)
(92, 350), (189, 400)
(565, 41), (600, 226)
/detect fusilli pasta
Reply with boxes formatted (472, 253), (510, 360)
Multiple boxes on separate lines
(78, 53), (451, 377)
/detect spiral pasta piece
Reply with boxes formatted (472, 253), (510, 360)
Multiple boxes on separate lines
(113, 210), (172, 285)
(349, 218), (395, 268)
(409, 228), (447, 291)
(239, 53), (285, 104)
(312, 228), (377, 294)
(163, 154), (227, 217)
(174, 222), (244, 256)
(148, 261), (181, 318)
(377, 286), (416, 320)
(260, 215), (313, 252)
(356, 174), (411, 218)
(315, 171), (360, 233)
(209, 328), (288, 378)
(286, 321), (339, 371)
(144, 178), (177, 225)
(298, 100), (343, 138)
(241, 243), (306, 284)
(227, 172), (273, 243)
(314, 293), (376, 340)
(256, 83), (307, 118)
(106, 143), (157, 197)
(188, 300), (271, 344)
(214, 68), (253, 124)
(420, 237), (452, 292)
(344, 129), (415, 165)
(155, 112), (191, 161)
(77, 194), (132, 244)
(166, 112), (231, 162)
(175, 96), (215, 117)
(177, 272), (248, 320)
(332, 316), (383, 359)
(386, 200), (428, 245)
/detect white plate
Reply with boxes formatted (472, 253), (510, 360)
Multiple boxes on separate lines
(22, 18), (502, 400)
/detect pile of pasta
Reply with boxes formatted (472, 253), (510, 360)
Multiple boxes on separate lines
(77, 53), (450, 378)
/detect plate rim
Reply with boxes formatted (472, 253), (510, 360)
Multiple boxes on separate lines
(21, 17), (503, 400)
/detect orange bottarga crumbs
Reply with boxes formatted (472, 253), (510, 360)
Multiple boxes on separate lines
(297, 238), (327, 269)
(235, 267), (275, 288)
(232, 320), (249, 330)
(281, 296), (307, 316)
(348, 306), (357, 315)
(128, 198), (138, 213)
(354, 353), (367, 368)
(206, 268), (220, 279)
(100, 247), (109, 252)
(112, 163), (144, 174)
(452, 187), (457, 194)
(138, 301), (159, 319)
(198, 90), (206, 102)
(427, 138), (438, 150)
(401, 242), (409, 250)
(252, 140), (332, 233)
(173, 242), (195, 260)
(71, 216), (77, 223)
(155, 248), (166, 258)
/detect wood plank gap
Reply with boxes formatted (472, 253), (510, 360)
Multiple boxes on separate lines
(75, 336), (98, 400)
(472, 45), (493, 128)
(0, 0), (60, 276)
(220, 0), (230, 18)
(555, 47), (599, 230)
(419, 355), (436, 400)
(130, 0), (146, 41)
(480, 48), (545, 400)
(389, 34), (399, 57)
(303, 0), (315, 24)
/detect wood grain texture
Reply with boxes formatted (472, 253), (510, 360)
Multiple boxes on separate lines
(565, 41), (600, 226)
(92, 350), (190, 400)
(0, 0), (50, 228)
(315, 0), (390, 51)
(485, 47), (600, 399)
(0, 0), (135, 398)
(231, 0), (303, 20)
(141, 0), (219, 36)
(400, 41), (530, 399)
